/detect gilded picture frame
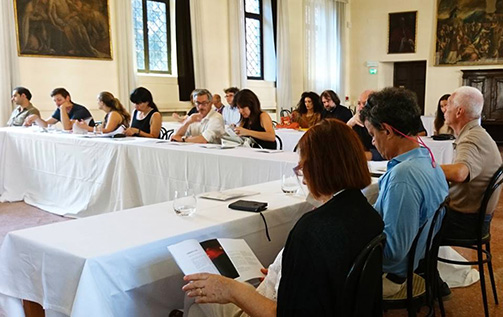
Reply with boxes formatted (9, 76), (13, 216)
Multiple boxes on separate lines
(388, 11), (417, 54)
(14, 0), (112, 60)
(435, 0), (503, 66)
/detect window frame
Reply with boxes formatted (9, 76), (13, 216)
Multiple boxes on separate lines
(135, 0), (172, 74)
(244, 0), (264, 80)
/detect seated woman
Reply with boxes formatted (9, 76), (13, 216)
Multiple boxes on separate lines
(433, 94), (453, 135)
(182, 119), (384, 317)
(75, 92), (130, 133)
(233, 89), (276, 150)
(125, 87), (162, 138)
(291, 91), (322, 128)
(173, 90), (198, 123)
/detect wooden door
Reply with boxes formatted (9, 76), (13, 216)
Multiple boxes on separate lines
(393, 61), (427, 114)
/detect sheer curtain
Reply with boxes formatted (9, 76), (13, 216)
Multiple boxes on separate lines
(189, 0), (207, 88)
(0, 1), (19, 126)
(276, 0), (292, 111)
(115, 1), (137, 112)
(228, 0), (247, 88)
(303, 0), (346, 96)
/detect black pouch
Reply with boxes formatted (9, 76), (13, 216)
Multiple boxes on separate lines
(228, 200), (268, 212)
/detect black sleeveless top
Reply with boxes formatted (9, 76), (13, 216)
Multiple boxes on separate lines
(131, 109), (158, 134)
(244, 112), (277, 150)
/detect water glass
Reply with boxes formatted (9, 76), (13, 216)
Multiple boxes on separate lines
(173, 189), (197, 216)
(281, 174), (299, 194)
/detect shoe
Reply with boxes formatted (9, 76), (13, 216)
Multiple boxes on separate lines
(169, 309), (183, 317)
(438, 282), (453, 301)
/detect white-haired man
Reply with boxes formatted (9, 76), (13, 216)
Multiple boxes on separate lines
(441, 86), (502, 240)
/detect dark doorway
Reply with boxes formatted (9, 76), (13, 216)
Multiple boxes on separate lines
(393, 61), (427, 114)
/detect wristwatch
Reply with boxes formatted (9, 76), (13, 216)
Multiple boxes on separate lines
(181, 136), (186, 142)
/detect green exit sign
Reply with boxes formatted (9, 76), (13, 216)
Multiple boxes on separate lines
(369, 68), (377, 75)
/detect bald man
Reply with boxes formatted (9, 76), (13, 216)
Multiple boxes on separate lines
(213, 93), (224, 114)
(349, 90), (384, 161)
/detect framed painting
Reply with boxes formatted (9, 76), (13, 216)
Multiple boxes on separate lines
(435, 0), (503, 65)
(14, 0), (112, 59)
(388, 11), (417, 54)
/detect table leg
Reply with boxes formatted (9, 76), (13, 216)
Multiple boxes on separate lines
(23, 300), (44, 317)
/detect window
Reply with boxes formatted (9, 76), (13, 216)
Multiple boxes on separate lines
(132, 0), (171, 73)
(244, 0), (264, 80)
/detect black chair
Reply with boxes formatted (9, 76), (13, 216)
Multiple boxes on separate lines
(383, 197), (449, 317)
(340, 233), (386, 317)
(272, 120), (278, 128)
(280, 109), (291, 117)
(275, 135), (283, 150)
(438, 165), (503, 317)
(159, 127), (174, 140)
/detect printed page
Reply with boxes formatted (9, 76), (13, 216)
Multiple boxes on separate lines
(168, 239), (219, 275)
(218, 239), (264, 283)
(199, 190), (260, 201)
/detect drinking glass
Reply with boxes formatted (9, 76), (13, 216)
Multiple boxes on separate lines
(173, 189), (197, 216)
(281, 174), (299, 194)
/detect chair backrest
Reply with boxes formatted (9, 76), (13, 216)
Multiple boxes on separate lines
(280, 109), (291, 117)
(424, 197), (450, 307)
(159, 127), (174, 140)
(477, 165), (503, 237)
(340, 233), (386, 317)
(275, 135), (283, 150)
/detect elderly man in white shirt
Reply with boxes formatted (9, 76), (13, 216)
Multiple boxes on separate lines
(172, 89), (225, 144)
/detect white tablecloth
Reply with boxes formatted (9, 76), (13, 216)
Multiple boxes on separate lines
(422, 137), (455, 165)
(275, 128), (456, 164)
(421, 116), (435, 137)
(0, 181), (312, 317)
(0, 128), (298, 217)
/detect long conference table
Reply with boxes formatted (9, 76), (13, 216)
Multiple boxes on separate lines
(0, 181), (313, 317)
(0, 127), (298, 217)
(164, 122), (455, 162)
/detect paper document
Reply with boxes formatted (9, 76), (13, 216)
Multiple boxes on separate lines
(199, 190), (259, 201)
(168, 238), (264, 283)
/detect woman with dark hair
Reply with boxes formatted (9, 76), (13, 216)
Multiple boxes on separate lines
(181, 119), (384, 317)
(125, 87), (162, 138)
(233, 89), (276, 149)
(433, 94), (453, 135)
(76, 92), (131, 133)
(291, 91), (323, 128)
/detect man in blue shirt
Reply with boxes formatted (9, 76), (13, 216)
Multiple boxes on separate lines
(25, 87), (94, 130)
(360, 87), (449, 297)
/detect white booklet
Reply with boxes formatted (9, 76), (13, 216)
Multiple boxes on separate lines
(199, 189), (259, 201)
(168, 238), (264, 283)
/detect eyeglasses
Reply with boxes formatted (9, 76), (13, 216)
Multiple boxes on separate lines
(293, 164), (303, 177)
(195, 101), (210, 107)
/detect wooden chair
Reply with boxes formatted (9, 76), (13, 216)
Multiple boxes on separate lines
(159, 127), (174, 140)
(438, 165), (503, 317)
(383, 197), (449, 317)
(275, 135), (283, 150)
(339, 233), (386, 316)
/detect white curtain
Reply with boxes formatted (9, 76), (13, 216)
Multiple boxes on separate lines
(190, 0), (207, 88)
(228, 0), (247, 88)
(276, 0), (292, 112)
(115, 1), (137, 112)
(303, 0), (346, 96)
(0, 1), (19, 126)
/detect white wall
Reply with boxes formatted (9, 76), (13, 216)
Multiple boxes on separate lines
(349, 0), (503, 115)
